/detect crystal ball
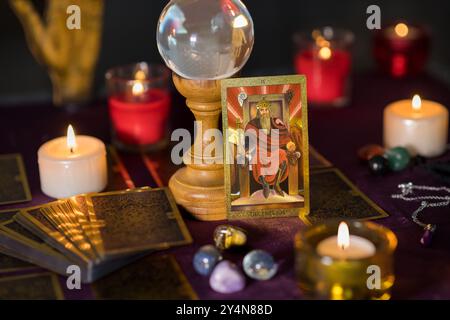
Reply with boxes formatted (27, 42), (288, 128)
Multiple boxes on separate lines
(156, 0), (254, 80)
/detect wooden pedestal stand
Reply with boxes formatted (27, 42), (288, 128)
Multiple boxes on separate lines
(169, 73), (226, 221)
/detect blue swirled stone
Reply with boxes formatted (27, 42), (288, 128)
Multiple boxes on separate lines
(193, 245), (222, 276)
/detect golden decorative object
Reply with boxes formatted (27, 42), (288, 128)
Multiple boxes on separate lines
(9, 0), (104, 106)
(213, 225), (247, 250)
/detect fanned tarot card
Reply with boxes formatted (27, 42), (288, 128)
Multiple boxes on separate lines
(85, 188), (192, 259)
(15, 206), (92, 266)
(0, 209), (38, 273)
(302, 168), (389, 224)
(222, 75), (310, 219)
(0, 154), (31, 205)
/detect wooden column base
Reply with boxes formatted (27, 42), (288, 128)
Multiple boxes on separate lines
(169, 166), (226, 221)
(169, 73), (227, 221)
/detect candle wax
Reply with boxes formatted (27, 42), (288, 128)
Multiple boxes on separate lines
(384, 99), (448, 157)
(108, 88), (170, 145)
(374, 24), (430, 77)
(38, 135), (107, 199)
(295, 49), (351, 104)
(317, 235), (376, 260)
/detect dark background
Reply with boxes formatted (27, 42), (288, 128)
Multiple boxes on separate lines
(0, 0), (449, 104)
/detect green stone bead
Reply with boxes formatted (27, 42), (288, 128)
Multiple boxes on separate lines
(385, 147), (411, 171)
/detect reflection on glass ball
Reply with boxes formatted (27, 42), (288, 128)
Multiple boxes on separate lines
(156, 0), (254, 80)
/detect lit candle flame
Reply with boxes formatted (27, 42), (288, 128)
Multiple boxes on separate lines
(318, 46), (332, 60)
(67, 125), (76, 153)
(132, 82), (144, 96)
(412, 94), (422, 111)
(337, 222), (350, 250)
(134, 70), (146, 81)
(394, 23), (409, 38)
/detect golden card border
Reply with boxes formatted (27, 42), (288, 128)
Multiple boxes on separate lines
(221, 75), (310, 220)
(300, 167), (390, 226)
(0, 153), (32, 205)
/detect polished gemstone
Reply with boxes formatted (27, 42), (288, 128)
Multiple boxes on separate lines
(420, 224), (436, 247)
(385, 147), (411, 171)
(213, 225), (247, 250)
(368, 155), (389, 175)
(209, 261), (245, 294)
(193, 245), (222, 276)
(357, 144), (385, 161)
(243, 250), (278, 281)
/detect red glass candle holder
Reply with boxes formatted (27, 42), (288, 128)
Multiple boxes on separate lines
(106, 62), (171, 152)
(294, 27), (354, 107)
(374, 22), (430, 78)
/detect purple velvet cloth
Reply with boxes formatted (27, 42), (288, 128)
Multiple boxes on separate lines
(0, 72), (449, 299)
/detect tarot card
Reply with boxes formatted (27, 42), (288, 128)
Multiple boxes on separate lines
(15, 207), (92, 266)
(0, 208), (18, 224)
(0, 209), (37, 272)
(85, 188), (192, 259)
(0, 273), (63, 299)
(92, 255), (197, 299)
(0, 154), (32, 205)
(0, 218), (144, 283)
(222, 75), (310, 219)
(67, 195), (104, 258)
(39, 200), (100, 262)
(0, 248), (37, 273)
(302, 168), (389, 224)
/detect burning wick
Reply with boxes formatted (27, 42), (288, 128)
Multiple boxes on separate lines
(337, 221), (350, 250)
(412, 94), (422, 112)
(67, 124), (77, 154)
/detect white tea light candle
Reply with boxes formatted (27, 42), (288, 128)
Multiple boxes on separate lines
(317, 222), (376, 259)
(38, 125), (107, 199)
(384, 95), (448, 157)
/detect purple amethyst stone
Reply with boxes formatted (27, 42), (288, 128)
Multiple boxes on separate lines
(420, 226), (435, 247)
(209, 261), (245, 294)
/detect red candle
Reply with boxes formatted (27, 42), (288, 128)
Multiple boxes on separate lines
(295, 47), (351, 105)
(108, 88), (171, 145)
(374, 23), (430, 78)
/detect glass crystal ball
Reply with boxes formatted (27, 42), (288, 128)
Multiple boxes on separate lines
(156, 0), (254, 80)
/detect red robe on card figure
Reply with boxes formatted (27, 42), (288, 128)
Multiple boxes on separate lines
(244, 98), (299, 199)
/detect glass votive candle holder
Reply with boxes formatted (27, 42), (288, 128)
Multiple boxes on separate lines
(293, 27), (354, 107)
(374, 22), (430, 78)
(294, 220), (397, 300)
(105, 62), (171, 152)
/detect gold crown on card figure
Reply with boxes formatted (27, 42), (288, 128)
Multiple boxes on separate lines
(256, 98), (271, 110)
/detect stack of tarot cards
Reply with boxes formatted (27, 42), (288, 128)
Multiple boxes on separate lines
(0, 187), (192, 283)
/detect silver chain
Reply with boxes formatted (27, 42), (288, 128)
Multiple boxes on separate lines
(391, 182), (450, 231)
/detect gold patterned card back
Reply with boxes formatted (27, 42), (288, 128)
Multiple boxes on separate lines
(85, 188), (192, 259)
